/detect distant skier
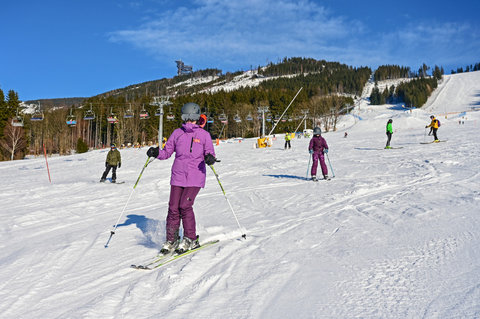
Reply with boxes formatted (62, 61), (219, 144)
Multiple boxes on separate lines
(385, 119), (393, 149)
(100, 144), (121, 183)
(146, 103), (217, 254)
(284, 132), (292, 149)
(308, 127), (329, 181)
(344, 132), (348, 138)
(425, 115), (440, 142)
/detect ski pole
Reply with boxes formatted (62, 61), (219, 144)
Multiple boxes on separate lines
(424, 127), (427, 143)
(306, 153), (312, 180)
(325, 153), (335, 178)
(209, 165), (247, 239)
(105, 156), (154, 248)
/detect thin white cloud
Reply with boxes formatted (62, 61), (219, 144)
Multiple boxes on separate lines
(108, 0), (364, 69)
(374, 22), (480, 68)
(108, 0), (480, 71)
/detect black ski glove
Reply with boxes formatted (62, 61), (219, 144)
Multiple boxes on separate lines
(204, 153), (217, 166)
(118, 163), (121, 168)
(147, 147), (159, 158)
(105, 162), (108, 168)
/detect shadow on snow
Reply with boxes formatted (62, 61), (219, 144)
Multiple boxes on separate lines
(116, 214), (162, 248)
(263, 174), (308, 181)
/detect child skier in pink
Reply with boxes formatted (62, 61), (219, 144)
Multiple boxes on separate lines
(147, 103), (217, 254)
(308, 127), (329, 181)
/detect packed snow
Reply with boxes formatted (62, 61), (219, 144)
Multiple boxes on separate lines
(1, 72), (479, 319)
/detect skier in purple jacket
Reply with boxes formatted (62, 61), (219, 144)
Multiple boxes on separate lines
(308, 127), (329, 181)
(147, 102), (217, 254)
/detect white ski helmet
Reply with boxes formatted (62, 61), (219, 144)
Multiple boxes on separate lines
(181, 102), (201, 121)
(313, 127), (322, 135)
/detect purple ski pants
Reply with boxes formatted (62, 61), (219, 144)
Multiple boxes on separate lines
(166, 185), (201, 242)
(311, 152), (328, 177)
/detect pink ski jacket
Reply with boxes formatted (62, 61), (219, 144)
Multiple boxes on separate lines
(156, 123), (215, 188)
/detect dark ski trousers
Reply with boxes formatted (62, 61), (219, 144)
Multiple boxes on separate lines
(311, 152), (328, 177)
(166, 185), (201, 242)
(101, 164), (117, 181)
(432, 128), (438, 140)
(386, 132), (392, 147)
(284, 140), (291, 149)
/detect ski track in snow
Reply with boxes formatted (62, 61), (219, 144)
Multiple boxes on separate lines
(1, 71), (480, 318)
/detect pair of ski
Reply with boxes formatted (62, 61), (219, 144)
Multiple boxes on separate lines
(131, 240), (219, 270)
(420, 140), (447, 144)
(311, 176), (332, 182)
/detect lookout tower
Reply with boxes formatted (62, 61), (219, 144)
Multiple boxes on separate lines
(175, 60), (193, 75)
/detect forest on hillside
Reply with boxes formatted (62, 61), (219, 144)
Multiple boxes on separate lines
(369, 64), (444, 107)
(3, 57), (470, 161)
(1, 57), (366, 160)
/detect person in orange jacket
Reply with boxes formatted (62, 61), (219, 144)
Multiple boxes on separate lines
(197, 114), (207, 129)
(425, 115), (440, 142)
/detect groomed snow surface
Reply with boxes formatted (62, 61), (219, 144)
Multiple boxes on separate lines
(1, 71), (479, 319)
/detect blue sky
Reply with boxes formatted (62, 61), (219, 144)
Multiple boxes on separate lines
(1, 0), (479, 101)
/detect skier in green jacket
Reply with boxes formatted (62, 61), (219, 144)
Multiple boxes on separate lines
(100, 144), (121, 182)
(385, 119), (393, 149)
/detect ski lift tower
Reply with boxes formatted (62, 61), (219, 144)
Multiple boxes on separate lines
(257, 106), (269, 137)
(175, 60), (193, 75)
(301, 109), (309, 131)
(151, 96), (172, 149)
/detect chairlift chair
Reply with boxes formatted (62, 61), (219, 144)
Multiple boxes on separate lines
(107, 108), (119, 124)
(31, 103), (44, 121)
(139, 105), (149, 119)
(166, 112), (175, 121)
(218, 113), (228, 124)
(66, 109), (77, 126)
(83, 110), (95, 120)
(11, 109), (24, 127)
(83, 104), (95, 120)
(234, 114), (242, 123)
(124, 105), (134, 119)
(246, 114), (253, 121)
(31, 112), (44, 121)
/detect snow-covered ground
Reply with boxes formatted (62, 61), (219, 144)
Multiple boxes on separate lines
(1, 72), (479, 319)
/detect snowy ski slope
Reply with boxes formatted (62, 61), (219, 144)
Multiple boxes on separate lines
(0, 72), (479, 318)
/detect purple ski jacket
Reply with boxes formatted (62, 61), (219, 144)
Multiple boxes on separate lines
(309, 135), (328, 154)
(156, 123), (215, 188)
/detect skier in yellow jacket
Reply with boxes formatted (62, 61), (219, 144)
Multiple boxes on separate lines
(425, 115), (440, 142)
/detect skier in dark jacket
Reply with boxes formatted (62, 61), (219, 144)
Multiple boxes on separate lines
(100, 144), (121, 182)
(308, 127), (329, 181)
(147, 103), (217, 254)
(385, 119), (393, 149)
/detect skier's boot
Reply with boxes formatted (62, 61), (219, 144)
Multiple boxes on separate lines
(323, 175), (329, 180)
(434, 139), (440, 143)
(312, 175), (318, 182)
(385, 146), (391, 149)
(176, 236), (200, 254)
(160, 240), (179, 255)
(111, 179), (116, 183)
(100, 178), (106, 183)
